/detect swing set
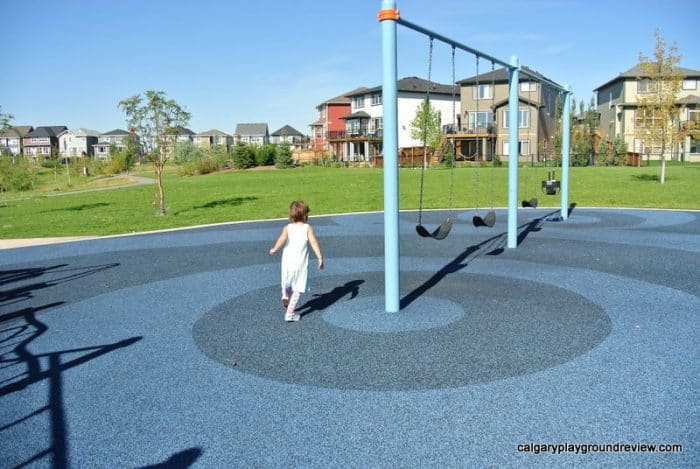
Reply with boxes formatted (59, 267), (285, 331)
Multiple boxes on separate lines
(411, 28), (568, 239)
(380, 1), (572, 312)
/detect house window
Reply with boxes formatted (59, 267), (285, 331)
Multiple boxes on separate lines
(467, 111), (492, 131)
(347, 120), (361, 134)
(502, 140), (529, 156)
(502, 109), (530, 129)
(370, 117), (383, 133)
(352, 96), (365, 109)
(473, 84), (492, 100)
(637, 79), (653, 93)
(520, 82), (536, 93)
(683, 79), (696, 90)
(635, 108), (662, 128)
(690, 138), (700, 153)
(688, 109), (700, 123)
(371, 93), (382, 105)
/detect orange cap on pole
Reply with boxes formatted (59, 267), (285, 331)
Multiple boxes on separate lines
(377, 8), (400, 21)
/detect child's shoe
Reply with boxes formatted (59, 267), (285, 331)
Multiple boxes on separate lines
(291, 313), (300, 322)
(285, 312), (295, 322)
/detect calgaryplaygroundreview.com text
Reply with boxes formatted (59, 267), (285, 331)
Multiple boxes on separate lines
(517, 442), (683, 455)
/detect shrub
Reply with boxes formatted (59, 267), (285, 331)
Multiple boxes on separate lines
(104, 151), (130, 175)
(0, 156), (37, 192)
(173, 141), (203, 164)
(274, 145), (294, 168)
(231, 143), (256, 169)
(178, 162), (196, 176)
(255, 144), (277, 166)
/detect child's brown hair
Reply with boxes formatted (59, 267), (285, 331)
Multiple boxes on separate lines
(289, 200), (309, 223)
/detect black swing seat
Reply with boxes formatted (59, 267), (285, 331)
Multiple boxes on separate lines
(416, 217), (452, 240)
(521, 198), (538, 208)
(472, 210), (496, 228)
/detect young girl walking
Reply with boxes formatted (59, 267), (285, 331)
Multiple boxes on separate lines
(269, 200), (324, 322)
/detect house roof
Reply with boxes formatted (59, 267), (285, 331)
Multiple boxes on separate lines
(317, 87), (369, 107)
(677, 95), (700, 105)
(271, 125), (304, 137)
(491, 96), (542, 110)
(174, 127), (194, 135)
(235, 123), (268, 136)
(0, 125), (33, 138)
(197, 129), (232, 137)
(64, 128), (101, 137)
(347, 77), (458, 97)
(593, 65), (700, 91)
(340, 111), (371, 120)
(101, 129), (131, 136)
(456, 65), (558, 88)
(26, 126), (67, 138)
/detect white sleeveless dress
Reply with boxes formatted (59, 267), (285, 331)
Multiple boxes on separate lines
(281, 223), (310, 293)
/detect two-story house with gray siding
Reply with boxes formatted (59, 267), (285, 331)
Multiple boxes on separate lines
(235, 123), (269, 146)
(93, 129), (132, 161)
(594, 64), (700, 162)
(270, 125), (306, 149)
(58, 128), (100, 158)
(0, 125), (33, 156)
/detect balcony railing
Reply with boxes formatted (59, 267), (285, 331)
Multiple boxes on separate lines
(327, 130), (383, 140)
(443, 123), (494, 134)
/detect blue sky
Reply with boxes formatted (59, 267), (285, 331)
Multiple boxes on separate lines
(2, 0), (698, 135)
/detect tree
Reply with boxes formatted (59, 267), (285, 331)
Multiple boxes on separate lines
(274, 144), (294, 168)
(119, 90), (190, 215)
(571, 98), (599, 166)
(410, 98), (442, 161)
(636, 29), (683, 184)
(0, 105), (12, 131)
(231, 142), (256, 169)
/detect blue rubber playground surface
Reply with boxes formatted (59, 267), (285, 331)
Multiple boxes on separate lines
(1, 207), (698, 467)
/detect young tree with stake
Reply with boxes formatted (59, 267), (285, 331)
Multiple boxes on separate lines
(119, 90), (190, 215)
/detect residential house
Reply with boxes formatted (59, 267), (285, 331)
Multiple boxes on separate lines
(310, 87), (367, 159)
(235, 123), (269, 146)
(0, 125), (33, 156)
(58, 128), (100, 158)
(93, 129), (133, 161)
(174, 127), (195, 143)
(270, 125), (307, 149)
(23, 126), (67, 160)
(594, 65), (700, 162)
(456, 66), (560, 162)
(335, 77), (460, 161)
(194, 129), (234, 150)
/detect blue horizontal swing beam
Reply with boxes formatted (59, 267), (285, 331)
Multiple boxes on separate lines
(396, 17), (567, 92)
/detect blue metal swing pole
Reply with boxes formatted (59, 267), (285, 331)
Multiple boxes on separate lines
(560, 86), (571, 220)
(507, 56), (520, 248)
(380, 0), (400, 313)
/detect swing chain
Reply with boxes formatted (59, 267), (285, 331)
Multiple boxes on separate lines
(448, 45), (456, 214)
(489, 60), (496, 210)
(417, 37), (434, 224)
(474, 56), (481, 213)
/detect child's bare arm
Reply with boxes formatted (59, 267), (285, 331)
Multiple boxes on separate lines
(308, 225), (324, 270)
(269, 226), (288, 255)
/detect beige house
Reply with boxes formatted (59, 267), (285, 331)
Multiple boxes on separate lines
(594, 65), (700, 162)
(194, 129), (233, 150)
(456, 66), (560, 162)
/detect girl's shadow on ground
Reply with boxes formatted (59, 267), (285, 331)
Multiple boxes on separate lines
(297, 280), (364, 317)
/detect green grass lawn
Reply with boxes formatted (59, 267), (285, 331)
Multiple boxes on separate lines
(1, 163), (698, 238)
